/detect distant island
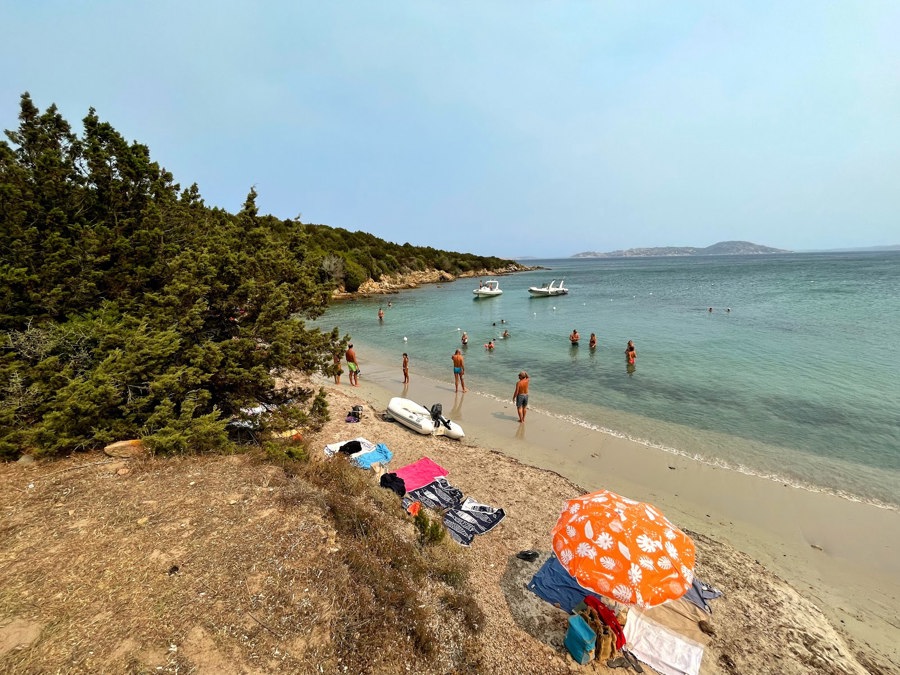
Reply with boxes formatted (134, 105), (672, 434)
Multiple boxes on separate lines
(572, 240), (790, 258)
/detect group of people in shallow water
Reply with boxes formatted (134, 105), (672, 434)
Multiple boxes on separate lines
(569, 329), (636, 363)
(332, 304), (638, 424)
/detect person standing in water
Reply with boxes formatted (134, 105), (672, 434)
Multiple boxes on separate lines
(513, 371), (530, 423)
(461, 331), (468, 346)
(625, 340), (637, 365)
(346, 343), (360, 386)
(378, 307), (384, 322)
(570, 329), (580, 345)
(402, 352), (409, 384)
(589, 333), (597, 349)
(452, 349), (468, 393)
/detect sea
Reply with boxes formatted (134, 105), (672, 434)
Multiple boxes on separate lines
(312, 252), (900, 510)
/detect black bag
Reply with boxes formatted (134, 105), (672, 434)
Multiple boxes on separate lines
(339, 440), (362, 455)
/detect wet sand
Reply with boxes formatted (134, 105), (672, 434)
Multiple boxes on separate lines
(334, 342), (900, 666)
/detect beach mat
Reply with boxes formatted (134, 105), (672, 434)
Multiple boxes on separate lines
(526, 554), (604, 613)
(404, 476), (463, 510)
(393, 457), (448, 492)
(443, 497), (505, 546)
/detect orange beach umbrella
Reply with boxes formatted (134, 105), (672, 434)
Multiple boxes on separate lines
(551, 489), (695, 608)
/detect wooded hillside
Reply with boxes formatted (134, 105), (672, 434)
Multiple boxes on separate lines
(0, 93), (516, 459)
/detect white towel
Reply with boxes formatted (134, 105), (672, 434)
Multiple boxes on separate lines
(623, 608), (705, 675)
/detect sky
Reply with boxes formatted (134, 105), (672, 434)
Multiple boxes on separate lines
(2, 1), (898, 258)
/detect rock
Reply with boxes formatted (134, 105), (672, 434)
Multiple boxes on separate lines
(16, 455), (35, 466)
(0, 618), (43, 656)
(103, 440), (148, 458)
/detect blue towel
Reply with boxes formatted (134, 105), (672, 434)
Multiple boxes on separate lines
(526, 554), (604, 613)
(352, 442), (392, 469)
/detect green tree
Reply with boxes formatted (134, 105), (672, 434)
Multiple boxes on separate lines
(1, 95), (339, 458)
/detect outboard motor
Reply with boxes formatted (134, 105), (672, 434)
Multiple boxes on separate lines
(430, 403), (452, 429)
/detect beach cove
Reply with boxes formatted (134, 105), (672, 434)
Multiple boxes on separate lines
(316, 253), (900, 670)
(326, 351), (900, 671)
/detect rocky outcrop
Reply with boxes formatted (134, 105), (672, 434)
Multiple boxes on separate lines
(331, 264), (531, 298)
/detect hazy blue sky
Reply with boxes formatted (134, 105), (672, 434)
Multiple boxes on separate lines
(2, 1), (898, 258)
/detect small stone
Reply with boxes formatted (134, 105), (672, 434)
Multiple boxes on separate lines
(103, 439), (148, 458)
(137, 517), (149, 526)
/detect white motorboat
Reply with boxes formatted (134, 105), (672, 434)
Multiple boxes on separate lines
(473, 279), (503, 297)
(386, 397), (465, 440)
(528, 279), (568, 296)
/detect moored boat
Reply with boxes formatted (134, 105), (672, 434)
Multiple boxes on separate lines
(473, 279), (503, 297)
(528, 279), (568, 296)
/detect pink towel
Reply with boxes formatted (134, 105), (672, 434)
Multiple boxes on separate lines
(393, 457), (448, 492)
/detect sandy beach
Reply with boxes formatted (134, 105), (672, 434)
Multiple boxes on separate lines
(323, 343), (900, 673)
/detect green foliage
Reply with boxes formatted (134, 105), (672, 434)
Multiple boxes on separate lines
(0, 92), (517, 459)
(0, 93), (340, 457)
(414, 510), (446, 546)
(300, 224), (524, 287)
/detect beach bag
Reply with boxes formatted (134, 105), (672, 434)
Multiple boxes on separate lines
(347, 405), (364, 421)
(564, 614), (596, 665)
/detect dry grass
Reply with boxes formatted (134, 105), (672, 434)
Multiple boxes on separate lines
(0, 446), (483, 674)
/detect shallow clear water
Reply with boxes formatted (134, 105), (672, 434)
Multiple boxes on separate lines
(312, 252), (900, 508)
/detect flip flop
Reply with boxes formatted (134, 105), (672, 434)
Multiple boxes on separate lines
(516, 550), (540, 562)
(622, 649), (644, 673)
(607, 655), (629, 669)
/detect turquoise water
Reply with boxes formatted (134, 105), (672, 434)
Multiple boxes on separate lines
(313, 253), (900, 509)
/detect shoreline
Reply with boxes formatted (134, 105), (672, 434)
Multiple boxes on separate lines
(325, 343), (900, 667)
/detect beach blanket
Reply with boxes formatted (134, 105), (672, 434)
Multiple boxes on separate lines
(403, 477), (464, 510)
(527, 554), (604, 613)
(393, 457), (448, 492)
(442, 497), (506, 546)
(352, 442), (392, 469)
(324, 437), (376, 458)
(623, 609), (705, 675)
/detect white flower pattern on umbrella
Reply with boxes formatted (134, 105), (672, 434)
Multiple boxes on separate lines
(576, 542), (597, 559)
(637, 533), (662, 553)
(594, 531), (614, 550)
(551, 490), (695, 608)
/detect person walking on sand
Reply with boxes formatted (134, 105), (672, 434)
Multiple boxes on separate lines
(332, 350), (343, 385)
(589, 333), (597, 349)
(346, 344), (360, 386)
(402, 352), (409, 384)
(570, 329), (580, 345)
(452, 349), (468, 393)
(625, 340), (637, 365)
(513, 371), (530, 423)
